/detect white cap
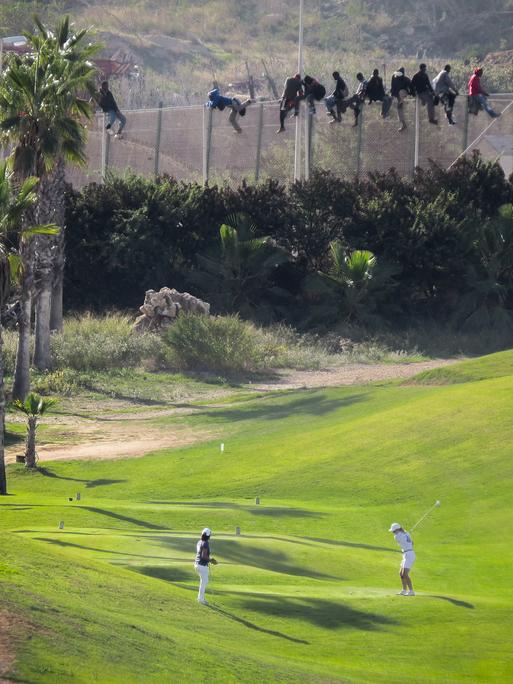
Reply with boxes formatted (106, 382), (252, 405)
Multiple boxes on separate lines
(389, 522), (401, 532)
(202, 528), (212, 537)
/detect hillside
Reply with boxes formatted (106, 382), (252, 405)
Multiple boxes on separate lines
(2, 1), (513, 106)
(1, 351), (513, 681)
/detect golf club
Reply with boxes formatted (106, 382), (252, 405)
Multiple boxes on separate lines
(410, 500), (441, 531)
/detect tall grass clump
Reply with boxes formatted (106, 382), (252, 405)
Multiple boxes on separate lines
(51, 314), (162, 371)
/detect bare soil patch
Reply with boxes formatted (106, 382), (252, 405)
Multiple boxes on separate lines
(0, 610), (25, 683)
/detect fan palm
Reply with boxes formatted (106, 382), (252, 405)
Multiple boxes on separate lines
(12, 392), (57, 470)
(0, 162), (57, 493)
(0, 16), (100, 393)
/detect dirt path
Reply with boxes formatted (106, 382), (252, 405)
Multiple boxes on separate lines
(5, 359), (456, 464)
(0, 612), (17, 684)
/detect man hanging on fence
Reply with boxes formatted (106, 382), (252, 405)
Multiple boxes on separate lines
(366, 69), (392, 119)
(390, 67), (412, 132)
(433, 64), (458, 126)
(325, 71), (349, 123)
(97, 81), (127, 139)
(411, 64), (438, 125)
(277, 73), (303, 133)
(468, 68), (500, 119)
(206, 88), (252, 133)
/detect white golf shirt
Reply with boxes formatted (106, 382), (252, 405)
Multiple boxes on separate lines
(394, 530), (413, 552)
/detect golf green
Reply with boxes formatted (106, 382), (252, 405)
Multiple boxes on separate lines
(2, 351), (513, 682)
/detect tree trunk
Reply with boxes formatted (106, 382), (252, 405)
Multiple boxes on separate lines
(34, 158), (66, 348)
(50, 259), (64, 332)
(13, 238), (34, 401)
(34, 267), (53, 370)
(25, 416), (37, 469)
(0, 323), (7, 495)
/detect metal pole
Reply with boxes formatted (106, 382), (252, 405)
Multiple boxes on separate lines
(414, 96), (420, 172)
(304, 108), (313, 180)
(0, 39), (3, 73)
(462, 99), (470, 155)
(255, 102), (264, 182)
(355, 106), (363, 179)
(101, 115), (110, 182)
(294, 0), (304, 182)
(203, 106), (213, 185)
(154, 101), (163, 177)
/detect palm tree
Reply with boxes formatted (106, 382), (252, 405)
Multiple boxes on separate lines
(0, 162), (53, 494)
(12, 392), (57, 469)
(325, 241), (377, 321)
(0, 16), (99, 393)
(193, 213), (289, 316)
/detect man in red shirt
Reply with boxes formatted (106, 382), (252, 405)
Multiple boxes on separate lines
(468, 68), (500, 118)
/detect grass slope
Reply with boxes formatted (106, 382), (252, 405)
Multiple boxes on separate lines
(2, 352), (513, 682)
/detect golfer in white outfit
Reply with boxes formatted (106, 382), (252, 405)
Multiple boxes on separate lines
(389, 522), (416, 595)
(194, 527), (216, 605)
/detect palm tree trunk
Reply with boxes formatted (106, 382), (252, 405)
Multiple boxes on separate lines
(34, 267), (53, 370)
(13, 238), (34, 401)
(0, 323), (7, 495)
(25, 416), (37, 469)
(50, 257), (64, 332)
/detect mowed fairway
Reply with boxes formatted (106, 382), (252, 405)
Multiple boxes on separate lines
(2, 352), (513, 683)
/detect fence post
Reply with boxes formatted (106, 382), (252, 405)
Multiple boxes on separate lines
(255, 102), (264, 182)
(154, 101), (163, 177)
(355, 106), (364, 178)
(294, 102), (303, 182)
(462, 100), (469, 156)
(101, 114), (110, 182)
(413, 96), (420, 173)
(304, 109), (313, 180)
(203, 106), (213, 185)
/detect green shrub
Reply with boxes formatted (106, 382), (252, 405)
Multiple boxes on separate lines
(2, 329), (19, 376)
(51, 313), (162, 371)
(165, 313), (277, 373)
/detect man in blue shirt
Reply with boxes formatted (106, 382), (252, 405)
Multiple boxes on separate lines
(206, 88), (251, 133)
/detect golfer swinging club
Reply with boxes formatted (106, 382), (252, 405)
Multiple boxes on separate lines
(389, 522), (415, 596)
(194, 527), (217, 605)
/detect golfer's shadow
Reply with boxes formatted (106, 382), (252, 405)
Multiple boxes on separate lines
(427, 595), (474, 609)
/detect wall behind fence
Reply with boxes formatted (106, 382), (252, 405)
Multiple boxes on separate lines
(65, 96), (513, 189)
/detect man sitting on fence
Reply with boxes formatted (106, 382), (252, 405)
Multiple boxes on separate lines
(325, 71), (349, 123)
(302, 76), (326, 115)
(366, 69), (392, 119)
(411, 64), (438, 125)
(433, 64), (458, 126)
(206, 88), (252, 133)
(345, 72), (368, 127)
(277, 73), (303, 133)
(468, 68), (500, 119)
(390, 67), (412, 132)
(97, 81), (127, 139)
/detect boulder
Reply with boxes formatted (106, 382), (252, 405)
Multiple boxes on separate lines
(134, 287), (210, 333)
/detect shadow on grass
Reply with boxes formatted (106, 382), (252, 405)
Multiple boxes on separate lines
(152, 536), (337, 580)
(202, 392), (367, 423)
(133, 565), (193, 583)
(428, 595), (475, 609)
(4, 429), (24, 448)
(144, 501), (322, 519)
(33, 538), (177, 561)
(238, 594), (397, 631)
(208, 604), (310, 644)
(301, 536), (395, 553)
(38, 467), (126, 490)
(78, 506), (167, 530)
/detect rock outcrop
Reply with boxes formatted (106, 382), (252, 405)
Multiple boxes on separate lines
(134, 287), (210, 333)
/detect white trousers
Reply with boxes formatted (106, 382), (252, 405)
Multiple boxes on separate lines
(195, 563), (209, 601)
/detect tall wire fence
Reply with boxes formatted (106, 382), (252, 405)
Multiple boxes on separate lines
(64, 96), (513, 189)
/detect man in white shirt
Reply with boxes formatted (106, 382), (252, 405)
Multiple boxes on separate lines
(389, 522), (416, 595)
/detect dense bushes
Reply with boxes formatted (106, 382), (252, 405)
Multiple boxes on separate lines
(64, 154), (513, 332)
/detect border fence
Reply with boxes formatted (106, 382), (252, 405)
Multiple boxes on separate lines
(65, 95), (513, 189)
